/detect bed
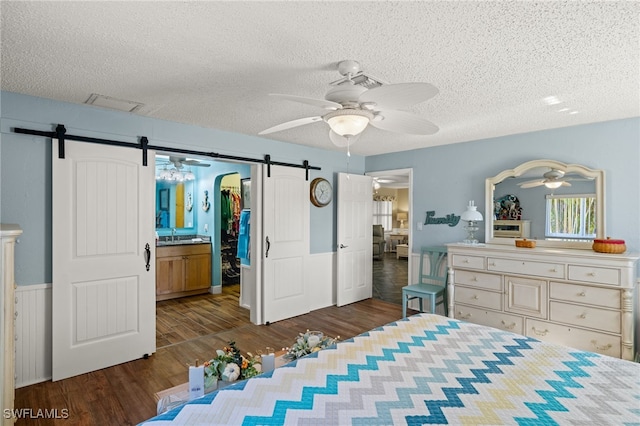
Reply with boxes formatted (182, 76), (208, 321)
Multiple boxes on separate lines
(142, 313), (640, 425)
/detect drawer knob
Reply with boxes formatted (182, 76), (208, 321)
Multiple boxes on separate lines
(578, 291), (586, 297)
(550, 268), (557, 272)
(579, 313), (587, 319)
(590, 340), (612, 352)
(458, 312), (472, 319)
(463, 259), (469, 263)
(489, 262), (496, 266)
(501, 320), (516, 330)
(588, 272), (596, 277)
(472, 276), (478, 282)
(472, 295), (479, 300)
(531, 327), (549, 336)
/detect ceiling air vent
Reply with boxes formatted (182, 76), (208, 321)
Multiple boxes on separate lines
(329, 72), (385, 89)
(85, 93), (144, 113)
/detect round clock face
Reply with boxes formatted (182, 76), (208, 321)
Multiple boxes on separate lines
(310, 178), (332, 207)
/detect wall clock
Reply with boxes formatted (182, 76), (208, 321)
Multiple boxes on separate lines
(310, 177), (332, 207)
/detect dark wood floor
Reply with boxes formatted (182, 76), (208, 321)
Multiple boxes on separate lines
(15, 282), (404, 425)
(373, 251), (409, 305)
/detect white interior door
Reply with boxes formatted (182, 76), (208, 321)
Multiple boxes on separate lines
(52, 140), (156, 380)
(337, 173), (373, 306)
(261, 165), (309, 323)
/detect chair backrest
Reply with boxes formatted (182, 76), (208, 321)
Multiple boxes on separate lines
(373, 224), (384, 238)
(418, 246), (448, 286)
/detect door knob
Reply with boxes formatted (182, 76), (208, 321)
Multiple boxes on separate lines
(339, 244), (348, 249)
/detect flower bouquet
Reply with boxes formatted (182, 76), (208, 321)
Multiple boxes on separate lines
(283, 330), (339, 361)
(204, 341), (261, 388)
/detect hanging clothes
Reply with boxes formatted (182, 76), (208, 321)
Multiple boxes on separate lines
(237, 209), (251, 266)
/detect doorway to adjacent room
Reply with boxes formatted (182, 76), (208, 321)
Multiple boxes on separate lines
(367, 168), (412, 305)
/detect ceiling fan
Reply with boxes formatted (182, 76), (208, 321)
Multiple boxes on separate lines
(259, 60), (439, 147)
(156, 156), (210, 182)
(518, 169), (572, 189)
(166, 156), (210, 168)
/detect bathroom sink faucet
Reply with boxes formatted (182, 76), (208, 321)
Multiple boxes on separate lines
(171, 228), (177, 242)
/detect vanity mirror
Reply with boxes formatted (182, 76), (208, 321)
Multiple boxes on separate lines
(485, 159), (605, 249)
(156, 180), (195, 230)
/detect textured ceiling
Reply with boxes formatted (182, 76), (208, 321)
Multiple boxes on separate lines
(1, 1), (638, 156)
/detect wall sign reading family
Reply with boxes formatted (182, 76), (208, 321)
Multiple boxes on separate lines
(424, 211), (460, 227)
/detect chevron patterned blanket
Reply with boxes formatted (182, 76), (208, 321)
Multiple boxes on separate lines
(143, 313), (640, 425)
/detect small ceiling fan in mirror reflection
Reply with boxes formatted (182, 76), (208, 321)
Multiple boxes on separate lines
(517, 169), (591, 189)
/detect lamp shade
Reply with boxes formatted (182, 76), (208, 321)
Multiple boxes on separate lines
(324, 109), (373, 136)
(396, 212), (408, 221)
(461, 200), (483, 222)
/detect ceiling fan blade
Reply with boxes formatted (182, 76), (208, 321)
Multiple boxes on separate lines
(258, 116), (323, 135)
(519, 180), (545, 188)
(369, 110), (439, 135)
(359, 83), (439, 110)
(268, 94), (341, 110)
(329, 130), (361, 147)
(560, 181), (572, 187)
(180, 159), (209, 167)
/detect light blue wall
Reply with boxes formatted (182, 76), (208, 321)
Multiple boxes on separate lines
(0, 91), (363, 286)
(366, 117), (640, 254)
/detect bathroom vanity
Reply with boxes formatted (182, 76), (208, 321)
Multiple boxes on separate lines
(156, 238), (212, 301)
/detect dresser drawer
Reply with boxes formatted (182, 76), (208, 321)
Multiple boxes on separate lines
(525, 319), (621, 358)
(549, 301), (620, 334)
(454, 286), (501, 310)
(549, 282), (620, 309)
(454, 270), (501, 291)
(488, 257), (564, 279)
(452, 254), (485, 270)
(567, 265), (620, 286)
(454, 304), (523, 334)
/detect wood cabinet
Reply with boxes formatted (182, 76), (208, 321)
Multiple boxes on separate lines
(447, 243), (638, 360)
(1, 224), (22, 425)
(156, 243), (211, 301)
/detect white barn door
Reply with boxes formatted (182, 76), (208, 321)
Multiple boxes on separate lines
(337, 173), (373, 306)
(52, 140), (156, 380)
(261, 165), (309, 323)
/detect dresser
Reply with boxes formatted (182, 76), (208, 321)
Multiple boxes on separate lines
(1, 224), (22, 425)
(446, 243), (638, 361)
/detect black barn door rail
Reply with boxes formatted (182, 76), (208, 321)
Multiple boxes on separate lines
(13, 124), (321, 178)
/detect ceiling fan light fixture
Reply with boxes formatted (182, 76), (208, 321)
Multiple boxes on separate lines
(324, 109), (373, 137)
(544, 181), (563, 189)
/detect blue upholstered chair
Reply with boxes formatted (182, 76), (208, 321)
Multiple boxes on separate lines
(402, 246), (448, 318)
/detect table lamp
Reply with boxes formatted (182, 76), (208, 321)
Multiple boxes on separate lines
(461, 200), (483, 244)
(396, 212), (407, 228)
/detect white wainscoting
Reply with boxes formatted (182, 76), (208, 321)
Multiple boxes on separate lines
(15, 284), (52, 388)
